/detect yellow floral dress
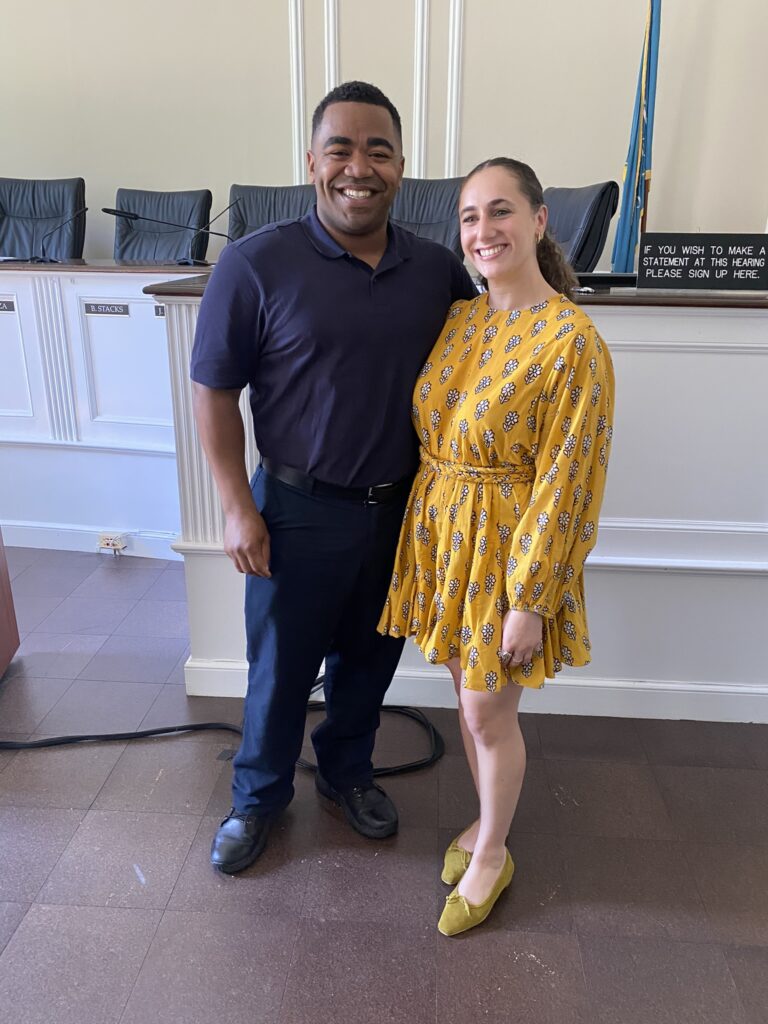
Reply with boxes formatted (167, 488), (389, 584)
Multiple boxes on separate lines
(378, 292), (615, 691)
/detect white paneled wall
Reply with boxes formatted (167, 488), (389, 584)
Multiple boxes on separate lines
(0, 269), (188, 557)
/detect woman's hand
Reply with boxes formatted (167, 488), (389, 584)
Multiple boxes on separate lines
(501, 609), (543, 667)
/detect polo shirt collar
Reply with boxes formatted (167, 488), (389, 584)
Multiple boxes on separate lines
(300, 205), (414, 266)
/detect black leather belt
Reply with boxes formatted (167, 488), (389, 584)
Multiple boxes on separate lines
(260, 458), (411, 505)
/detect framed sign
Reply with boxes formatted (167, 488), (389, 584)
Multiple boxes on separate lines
(638, 233), (767, 290)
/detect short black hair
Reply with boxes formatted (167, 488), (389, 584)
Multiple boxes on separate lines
(311, 81), (402, 143)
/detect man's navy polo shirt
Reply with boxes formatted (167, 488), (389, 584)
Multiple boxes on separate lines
(190, 207), (476, 488)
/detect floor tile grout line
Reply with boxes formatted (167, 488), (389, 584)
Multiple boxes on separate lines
(22, 806), (89, 906)
(274, 909), (308, 1021)
(0, 904), (33, 960)
(672, 838), (719, 945)
(646, 759), (695, 844)
(633, 716), (658, 767)
(20, 675), (81, 735)
(16, 590), (67, 633)
(31, 596), (141, 642)
(115, 903), (168, 1024)
(719, 945), (752, 1024)
(549, 754), (682, 840)
(9, 805), (221, 911)
(111, 629), (190, 641)
(162, 814), (207, 912)
(135, 687), (167, 732)
(10, 564), (106, 601)
(82, 737), (135, 815)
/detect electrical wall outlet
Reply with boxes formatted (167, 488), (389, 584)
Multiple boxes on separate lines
(97, 533), (127, 553)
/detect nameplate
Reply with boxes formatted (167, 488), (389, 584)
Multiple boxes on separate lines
(84, 303), (130, 316)
(0, 299), (16, 313)
(638, 233), (768, 290)
(154, 304), (166, 317)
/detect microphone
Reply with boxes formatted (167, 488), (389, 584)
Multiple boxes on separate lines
(101, 207), (232, 266)
(0, 206), (87, 264)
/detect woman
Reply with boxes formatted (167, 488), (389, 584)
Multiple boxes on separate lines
(378, 158), (615, 936)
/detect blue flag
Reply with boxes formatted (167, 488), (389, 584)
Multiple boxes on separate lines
(612, 0), (662, 273)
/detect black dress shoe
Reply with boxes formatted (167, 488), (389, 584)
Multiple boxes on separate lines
(210, 809), (270, 874)
(315, 774), (398, 839)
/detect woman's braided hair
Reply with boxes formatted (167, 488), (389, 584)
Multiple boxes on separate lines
(463, 157), (578, 301)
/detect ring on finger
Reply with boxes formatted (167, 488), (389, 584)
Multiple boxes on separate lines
(500, 650), (513, 665)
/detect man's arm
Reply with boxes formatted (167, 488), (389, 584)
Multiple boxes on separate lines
(191, 382), (271, 577)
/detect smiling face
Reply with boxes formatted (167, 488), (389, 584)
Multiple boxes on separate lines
(307, 101), (404, 246)
(459, 165), (548, 284)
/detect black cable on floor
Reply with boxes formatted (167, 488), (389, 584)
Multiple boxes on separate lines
(0, 676), (445, 776)
(299, 703), (445, 777)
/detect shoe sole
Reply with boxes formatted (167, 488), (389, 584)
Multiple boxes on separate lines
(211, 829), (269, 875)
(316, 782), (398, 840)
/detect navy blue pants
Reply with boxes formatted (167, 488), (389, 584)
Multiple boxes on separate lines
(231, 466), (408, 816)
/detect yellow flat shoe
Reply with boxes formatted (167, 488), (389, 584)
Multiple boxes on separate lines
(441, 833), (473, 885)
(438, 849), (515, 936)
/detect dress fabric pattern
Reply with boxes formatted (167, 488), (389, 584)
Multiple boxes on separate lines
(378, 293), (615, 691)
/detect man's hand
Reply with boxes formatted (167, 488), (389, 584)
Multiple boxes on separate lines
(501, 608), (543, 667)
(191, 383), (271, 577)
(224, 507), (271, 577)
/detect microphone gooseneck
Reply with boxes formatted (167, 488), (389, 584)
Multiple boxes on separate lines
(185, 196), (239, 260)
(38, 206), (88, 262)
(101, 206), (232, 265)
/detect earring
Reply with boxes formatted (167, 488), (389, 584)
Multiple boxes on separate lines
(537, 231), (543, 245)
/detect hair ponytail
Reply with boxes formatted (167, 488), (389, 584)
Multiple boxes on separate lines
(463, 157), (579, 301)
(537, 232), (578, 300)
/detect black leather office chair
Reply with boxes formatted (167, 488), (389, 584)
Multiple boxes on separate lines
(390, 177), (463, 259)
(112, 188), (213, 261)
(0, 177), (86, 260)
(228, 178), (465, 259)
(543, 181), (619, 272)
(228, 184), (315, 240)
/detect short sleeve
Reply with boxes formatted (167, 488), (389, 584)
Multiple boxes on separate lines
(190, 243), (265, 390)
(505, 325), (615, 617)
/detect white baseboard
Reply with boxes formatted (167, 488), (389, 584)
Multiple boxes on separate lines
(184, 657), (249, 696)
(182, 657), (768, 723)
(2, 521), (182, 561)
(390, 669), (768, 723)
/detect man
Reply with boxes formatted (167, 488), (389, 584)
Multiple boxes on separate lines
(191, 81), (476, 873)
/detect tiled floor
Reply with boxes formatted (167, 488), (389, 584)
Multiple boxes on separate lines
(1, 545), (766, 1023)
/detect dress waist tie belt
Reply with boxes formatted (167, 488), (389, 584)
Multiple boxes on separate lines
(419, 447), (536, 486)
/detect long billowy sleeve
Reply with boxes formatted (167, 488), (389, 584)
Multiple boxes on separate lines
(505, 325), (615, 618)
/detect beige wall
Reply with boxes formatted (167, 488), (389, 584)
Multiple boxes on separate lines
(3, 0), (766, 262)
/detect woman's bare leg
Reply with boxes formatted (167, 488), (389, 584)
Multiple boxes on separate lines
(455, 681), (526, 904)
(445, 658), (481, 849)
